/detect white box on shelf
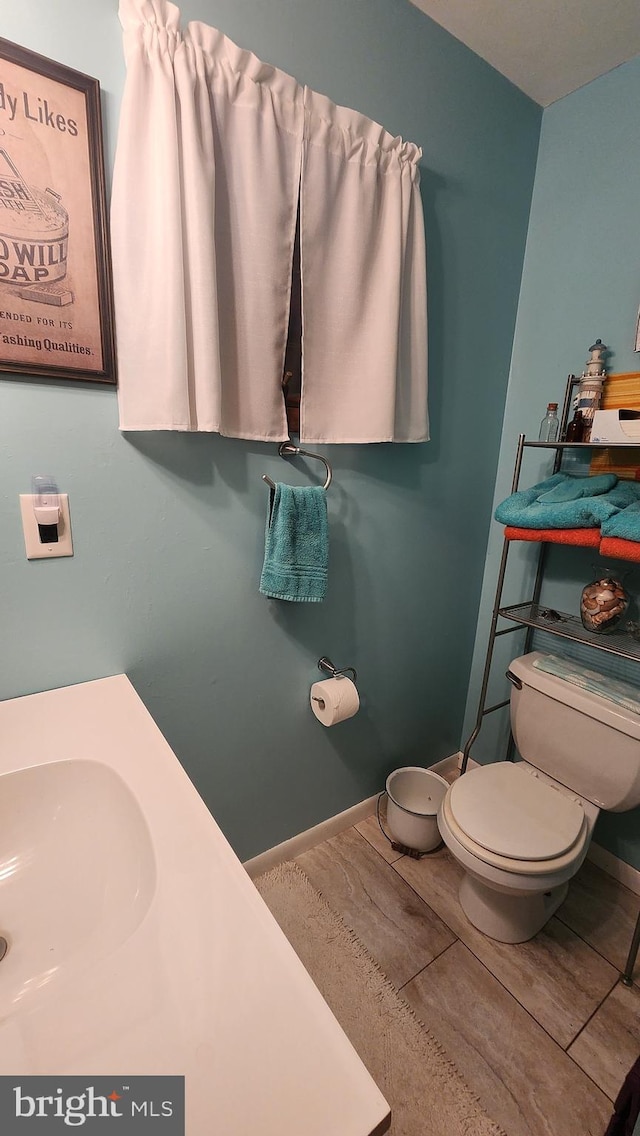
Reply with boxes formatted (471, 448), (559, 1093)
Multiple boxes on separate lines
(589, 409), (640, 443)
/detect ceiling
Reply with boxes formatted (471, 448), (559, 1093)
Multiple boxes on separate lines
(409, 0), (640, 106)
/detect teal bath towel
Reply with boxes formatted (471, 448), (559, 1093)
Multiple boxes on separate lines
(602, 499), (640, 541)
(260, 484), (328, 602)
(494, 473), (640, 529)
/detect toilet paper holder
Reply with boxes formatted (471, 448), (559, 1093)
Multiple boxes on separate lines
(317, 656), (357, 685)
(315, 656), (358, 695)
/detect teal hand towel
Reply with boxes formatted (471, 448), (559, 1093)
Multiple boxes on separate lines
(260, 484), (328, 602)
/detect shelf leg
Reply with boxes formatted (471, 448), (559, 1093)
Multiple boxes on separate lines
(462, 435), (530, 774)
(461, 537), (512, 774)
(621, 907), (640, 986)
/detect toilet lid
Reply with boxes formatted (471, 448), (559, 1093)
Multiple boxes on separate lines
(449, 764), (585, 861)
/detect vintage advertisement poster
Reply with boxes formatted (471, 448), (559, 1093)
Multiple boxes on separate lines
(0, 40), (115, 383)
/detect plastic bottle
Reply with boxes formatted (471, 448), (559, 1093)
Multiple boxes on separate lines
(539, 403), (559, 442)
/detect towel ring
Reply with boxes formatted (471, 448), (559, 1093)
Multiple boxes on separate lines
(262, 442), (332, 491)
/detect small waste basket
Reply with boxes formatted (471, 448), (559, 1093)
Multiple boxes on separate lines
(378, 766), (449, 853)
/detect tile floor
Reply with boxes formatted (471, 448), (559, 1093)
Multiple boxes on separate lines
(294, 808), (640, 1136)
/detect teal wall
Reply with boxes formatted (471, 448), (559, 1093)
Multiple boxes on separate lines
(0, 0), (540, 860)
(463, 55), (640, 870)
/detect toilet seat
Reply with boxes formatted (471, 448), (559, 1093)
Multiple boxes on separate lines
(449, 763), (585, 860)
(442, 765), (588, 877)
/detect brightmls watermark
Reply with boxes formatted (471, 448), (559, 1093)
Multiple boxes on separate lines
(0, 1077), (184, 1132)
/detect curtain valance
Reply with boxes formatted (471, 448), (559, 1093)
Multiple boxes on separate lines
(111, 0), (429, 442)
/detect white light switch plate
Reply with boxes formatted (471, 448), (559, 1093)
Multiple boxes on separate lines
(20, 494), (73, 559)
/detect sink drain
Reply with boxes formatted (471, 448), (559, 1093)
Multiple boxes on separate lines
(0, 938), (7, 961)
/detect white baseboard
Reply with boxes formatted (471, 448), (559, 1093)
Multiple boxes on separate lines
(243, 754), (458, 880)
(456, 750), (478, 770)
(243, 793), (380, 879)
(245, 752), (640, 897)
(433, 753), (461, 778)
(587, 842), (640, 897)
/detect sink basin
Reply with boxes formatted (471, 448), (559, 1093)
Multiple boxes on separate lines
(0, 676), (389, 1136)
(0, 758), (156, 1014)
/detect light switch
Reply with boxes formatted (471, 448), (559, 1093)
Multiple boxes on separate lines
(20, 494), (73, 559)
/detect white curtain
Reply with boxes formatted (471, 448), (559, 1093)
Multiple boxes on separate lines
(112, 0), (428, 443)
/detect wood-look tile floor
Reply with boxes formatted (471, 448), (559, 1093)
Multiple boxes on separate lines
(294, 809), (640, 1136)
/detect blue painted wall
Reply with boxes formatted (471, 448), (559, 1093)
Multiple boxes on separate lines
(463, 55), (640, 870)
(0, 0), (540, 860)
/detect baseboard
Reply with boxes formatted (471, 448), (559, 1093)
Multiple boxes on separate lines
(243, 793), (380, 879)
(243, 754), (458, 880)
(455, 750), (478, 771)
(434, 753), (462, 778)
(587, 842), (640, 897)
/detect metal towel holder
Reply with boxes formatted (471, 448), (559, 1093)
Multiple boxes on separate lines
(262, 442), (332, 491)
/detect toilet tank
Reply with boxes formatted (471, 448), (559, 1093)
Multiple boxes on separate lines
(508, 652), (640, 812)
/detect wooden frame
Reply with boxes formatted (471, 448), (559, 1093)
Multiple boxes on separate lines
(0, 38), (115, 383)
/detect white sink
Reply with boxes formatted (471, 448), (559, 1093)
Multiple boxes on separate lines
(0, 759), (156, 1014)
(0, 677), (389, 1136)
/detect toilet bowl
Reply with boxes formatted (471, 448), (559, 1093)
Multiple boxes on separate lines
(438, 762), (597, 942)
(438, 651), (640, 943)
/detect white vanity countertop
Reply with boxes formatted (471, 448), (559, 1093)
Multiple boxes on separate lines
(0, 675), (390, 1136)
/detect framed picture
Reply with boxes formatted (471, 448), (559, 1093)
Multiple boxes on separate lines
(0, 38), (115, 383)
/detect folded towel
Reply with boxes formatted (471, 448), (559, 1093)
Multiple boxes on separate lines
(533, 653), (640, 716)
(606, 481), (640, 508)
(601, 499), (640, 541)
(260, 484), (328, 602)
(537, 473), (617, 503)
(504, 526), (601, 546)
(494, 473), (640, 529)
(599, 536), (640, 563)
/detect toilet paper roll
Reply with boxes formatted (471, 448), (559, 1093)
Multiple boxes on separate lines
(310, 676), (360, 726)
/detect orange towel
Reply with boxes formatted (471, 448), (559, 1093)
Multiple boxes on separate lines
(599, 536), (640, 562)
(504, 527), (601, 547)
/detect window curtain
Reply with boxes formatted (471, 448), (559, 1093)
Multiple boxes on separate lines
(112, 0), (428, 443)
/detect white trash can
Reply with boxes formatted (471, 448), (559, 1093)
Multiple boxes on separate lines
(379, 766), (449, 853)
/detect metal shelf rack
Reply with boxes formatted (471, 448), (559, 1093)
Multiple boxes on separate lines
(461, 375), (640, 985)
(498, 602), (640, 663)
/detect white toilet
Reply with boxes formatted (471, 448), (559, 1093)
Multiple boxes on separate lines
(438, 651), (640, 944)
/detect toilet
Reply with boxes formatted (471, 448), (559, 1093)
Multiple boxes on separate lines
(438, 651), (640, 943)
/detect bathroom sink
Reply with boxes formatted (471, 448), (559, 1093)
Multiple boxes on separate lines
(0, 677), (389, 1136)
(0, 758), (156, 1014)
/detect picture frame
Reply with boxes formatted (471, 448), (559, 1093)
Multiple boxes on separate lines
(0, 38), (115, 384)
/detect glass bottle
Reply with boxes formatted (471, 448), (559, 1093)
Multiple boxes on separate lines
(539, 402), (559, 442)
(565, 410), (585, 443)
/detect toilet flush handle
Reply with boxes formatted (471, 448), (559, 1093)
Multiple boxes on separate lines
(505, 669), (522, 690)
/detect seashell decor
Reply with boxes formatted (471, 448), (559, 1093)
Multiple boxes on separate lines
(580, 572), (629, 634)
